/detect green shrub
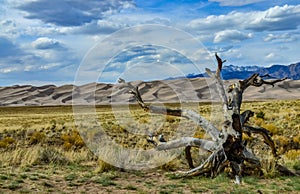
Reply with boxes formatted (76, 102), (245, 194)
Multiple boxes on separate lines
(38, 147), (69, 165)
(256, 111), (265, 119)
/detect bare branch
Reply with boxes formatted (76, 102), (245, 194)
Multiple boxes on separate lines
(184, 148), (226, 178)
(243, 125), (277, 156)
(119, 51), (295, 182)
(228, 74), (287, 114)
(240, 110), (254, 125)
(129, 85), (221, 141)
(239, 73), (288, 91)
(185, 146), (194, 169)
(129, 86), (148, 110)
(206, 53), (230, 119)
(215, 52), (226, 76)
(156, 137), (217, 152)
(261, 77), (288, 87)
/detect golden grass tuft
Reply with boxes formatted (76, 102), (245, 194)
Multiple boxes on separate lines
(242, 133), (253, 141)
(293, 134), (300, 144)
(284, 149), (300, 160)
(0, 137), (16, 148)
(261, 123), (278, 135)
(159, 158), (181, 171)
(193, 131), (205, 139)
(0, 147), (40, 167)
(95, 159), (116, 173)
(260, 154), (278, 178)
(274, 135), (289, 147)
(61, 130), (85, 150)
(28, 131), (46, 145)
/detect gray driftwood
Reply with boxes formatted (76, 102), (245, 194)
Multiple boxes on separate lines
(122, 53), (297, 183)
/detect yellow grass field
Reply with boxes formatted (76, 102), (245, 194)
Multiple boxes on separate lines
(0, 100), (299, 193)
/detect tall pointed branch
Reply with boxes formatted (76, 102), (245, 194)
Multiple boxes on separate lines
(119, 53), (297, 183)
(129, 86), (148, 110)
(206, 53), (230, 120)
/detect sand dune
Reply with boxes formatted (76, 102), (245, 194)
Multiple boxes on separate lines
(0, 78), (299, 106)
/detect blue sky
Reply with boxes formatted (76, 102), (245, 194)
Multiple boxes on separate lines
(0, 0), (299, 85)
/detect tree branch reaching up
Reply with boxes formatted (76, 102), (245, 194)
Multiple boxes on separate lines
(120, 53), (297, 184)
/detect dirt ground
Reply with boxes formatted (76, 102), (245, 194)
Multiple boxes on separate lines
(1, 163), (300, 194)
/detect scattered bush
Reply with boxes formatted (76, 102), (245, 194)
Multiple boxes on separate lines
(256, 111), (265, 119)
(260, 155), (278, 178)
(293, 134), (300, 144)
(0, 137), (16, 148)
(38, 147), (69, 165)
(28, 131), (45, 145)
(95, 159), (115, 173)
(293, 161), (300, 171)
(274, 135), (289, 147)
(159, 158), (181, 171)
(61, 130), (85, 150)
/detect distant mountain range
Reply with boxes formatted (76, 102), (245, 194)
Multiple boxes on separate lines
(0, 62), (299, 106)
(171, 62), (300, 80)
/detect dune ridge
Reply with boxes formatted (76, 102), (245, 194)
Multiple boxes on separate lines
(0, 78), (299, 106)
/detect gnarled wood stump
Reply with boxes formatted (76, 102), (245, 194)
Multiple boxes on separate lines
(120, 53), (297, 183)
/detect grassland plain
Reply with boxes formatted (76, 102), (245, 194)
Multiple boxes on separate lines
(0, 100), (299, 193)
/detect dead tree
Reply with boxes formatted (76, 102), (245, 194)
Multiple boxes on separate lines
(121, 53), (297, 183)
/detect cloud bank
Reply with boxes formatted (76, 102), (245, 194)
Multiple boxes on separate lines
(0, 1), (299, 85)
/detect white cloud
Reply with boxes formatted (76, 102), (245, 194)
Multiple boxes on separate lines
(265, 52), (276, 59)
(0, 67), (19, 73)
(31, 37), (63, 50)
(0, 35), (77, 82)
(23, 25), (69, 36)
(208, 45), (234, 53)
(264, 52), (285, 63)
(70, 19), (126, 35)
(247, 5), (300, 31)
(188, 4), (300, 32)
(209, 0), (265, 6)
(0, 19), (18, 37)
(1, 1), (299, 85)
(39, 63), (60, 70)
(214, 30), (253, 43)
(263, 33), (298, 42)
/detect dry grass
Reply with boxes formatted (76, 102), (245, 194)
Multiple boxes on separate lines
(0, 100), (299, 193)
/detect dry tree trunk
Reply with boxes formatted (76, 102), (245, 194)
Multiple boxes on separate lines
(120, 53), (297, 183)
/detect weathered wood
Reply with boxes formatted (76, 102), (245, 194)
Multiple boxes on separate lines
(185, 146), (194, 169)
(129, 86), (221, 142)
(205, 54), (230, 120)
(123, 53), (296, 184)
(156, 137), (217, 151)
(243, 125), (277, 156)
(240, 110), (254, 125)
